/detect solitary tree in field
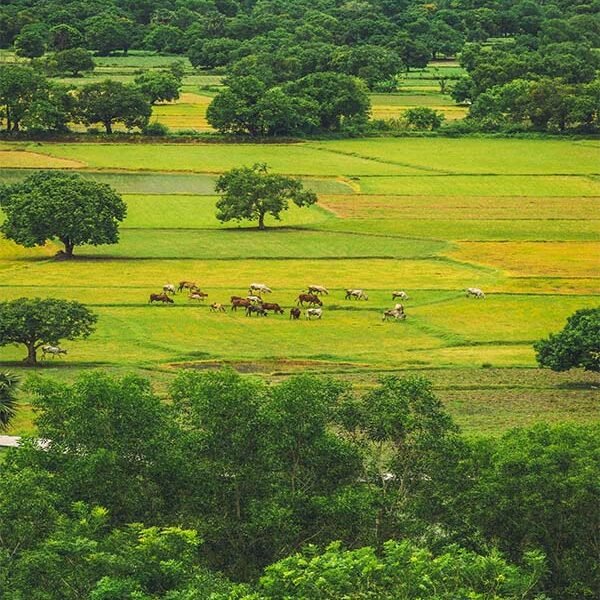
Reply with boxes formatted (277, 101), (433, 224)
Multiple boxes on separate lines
(134, 70), (181, 105)
(215, 163), (317, 230)
(534, 307), (600, 372)
(54, 48), (95, 77)
(0, 171), (126, 258)
(0, 372), (19, 431)
(0, 298), (97, 365)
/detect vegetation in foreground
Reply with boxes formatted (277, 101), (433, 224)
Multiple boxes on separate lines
(0, 370), (597, 598)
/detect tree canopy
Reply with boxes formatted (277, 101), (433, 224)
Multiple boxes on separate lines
(0, 171), (127, 258)
(215, 163), (317, 229)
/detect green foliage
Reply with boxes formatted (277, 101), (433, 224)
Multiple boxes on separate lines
(215, 163), (317, 229)
(0, 170), (127, 257)
(14, 24), (47, 59)
(0, 372), (19, 431)
(134, 70), (182, 105)
(250, 540), (546, 600)
(54, 47), (95, 77)
(85, 13), (133, 56)
(534, 307), (600, 372)
(0, 298), (96, 365)
(404, 106), (446, 130)
(49, 24), (83, 51)
(76, 80), (152, 133)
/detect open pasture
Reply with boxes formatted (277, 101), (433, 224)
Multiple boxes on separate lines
(0, 135), (598, 434)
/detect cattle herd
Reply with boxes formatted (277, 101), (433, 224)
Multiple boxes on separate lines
(147, 281), (488, 322)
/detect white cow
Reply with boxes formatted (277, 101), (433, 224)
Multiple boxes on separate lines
(163, 283), (176, 295)
(392, 290), (408, 300)
(307, 285), (329, 295)
(41, 345), (67, 358)
(249, 283), (272, 294)
(345, 289), (368, 301)
(382, 308), (406, 322)
(246, 295), (263, 304)
(306, 308), (323, 320)
(466, 287), (486, 299)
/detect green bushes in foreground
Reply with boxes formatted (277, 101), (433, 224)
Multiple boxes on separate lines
(0, 370), (597, 598)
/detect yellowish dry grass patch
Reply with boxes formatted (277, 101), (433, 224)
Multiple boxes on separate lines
(0, 149), (84, 169)
(447, 241), (600, 277)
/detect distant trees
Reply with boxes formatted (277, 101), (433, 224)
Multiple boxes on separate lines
(0, 298), (96, 364)
(403, 106), (446, 130)
(85, 13), (134, 56)
(215, 163), (317, 230)
(76, 80), (151, 133)
(534, 307), (600, 372)
(0, 171), (127, 258)
(134, 70), (182, 104)
(54, 48), (95, 77)
(14, 24), (47, 59)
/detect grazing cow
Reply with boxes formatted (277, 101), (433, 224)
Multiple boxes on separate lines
(163, 283), (176, 295)
(189, 291), (209, 301)
(307, 285), (329, 295)
(261, 302), (284, 314)
(345, 289), (368, 301)
(249, 283), (272, 294)
(231, 295), (243, 303)
(382, 308), (406, 321)
(466, 287), (485, 299)
(246, 295), (263, 304)
(296, 293), (323, 307)
(306, 308), (323, 320)
(393, 303), (405, 312)
(178, 281), (198, 293)
(290, 307), (301, 320)
(149, 293), (174, 304)
(41, 345), (67, 358)
(392, 290), (408, 300)
(246, 305), (268, 317)
(231, 298), (251, 311)
(210, 303), (226, 312)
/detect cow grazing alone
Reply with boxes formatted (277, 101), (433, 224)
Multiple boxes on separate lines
(149, 293), (174, 304)
(296, 293), (323, 307)
(307, 285), (328, 295)
(345, 289), (368, 301)
(392, 290), (408, 300)
(178, 281), (198, 293)
(189, 291), (209, 301)
(306, 308), (323, 320)
(163, 283), (176, 295)
(246, 305), (267, 317)
(466, 287), (485, 299)
(231, 298), (251, 311)
(210, 303), (226, 313)
(41, 345), (67, 358)
(249, 283), (272, 294)
(261, 302), (284, 314)
(290, 307), (301, 320)
(382, 308), (406, 322)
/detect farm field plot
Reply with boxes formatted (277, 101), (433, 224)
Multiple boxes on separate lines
(0, 136), (598, 434)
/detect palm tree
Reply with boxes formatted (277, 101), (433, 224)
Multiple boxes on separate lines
(0, 372), (19, 432)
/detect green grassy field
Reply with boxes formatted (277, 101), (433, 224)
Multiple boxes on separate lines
(0, 136), (598, 435)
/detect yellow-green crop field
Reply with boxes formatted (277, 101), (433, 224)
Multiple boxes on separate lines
(0, 136), (598, 434)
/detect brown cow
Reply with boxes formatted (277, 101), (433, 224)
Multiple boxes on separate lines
(296, 293), (323, 307)
(290, 307), (301, 320)
(231, 295), (243, 303)
(189, 291), (208, 301)
(261, 302), (284, 314)
(231, 298), (251, 311)
(178, 281), (198, 293)
(149, 293), (174, 304)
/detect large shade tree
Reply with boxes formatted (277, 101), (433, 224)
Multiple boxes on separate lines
(0, 171), (127, 258)
(215, 163), (317, 230)
(0, 298), (97, 365)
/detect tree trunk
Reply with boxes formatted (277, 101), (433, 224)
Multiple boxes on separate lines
(24, 342), (37, 366)
(62, 239), (75, 258)
(258, 212), (266, 230)
(105, 121), (113, 134)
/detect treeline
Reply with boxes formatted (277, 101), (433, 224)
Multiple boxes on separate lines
(0, 63), (182, 133)
(0, 370), (598, 598)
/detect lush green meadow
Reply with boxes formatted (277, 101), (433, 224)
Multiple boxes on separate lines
(0, 136), (598, 434)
